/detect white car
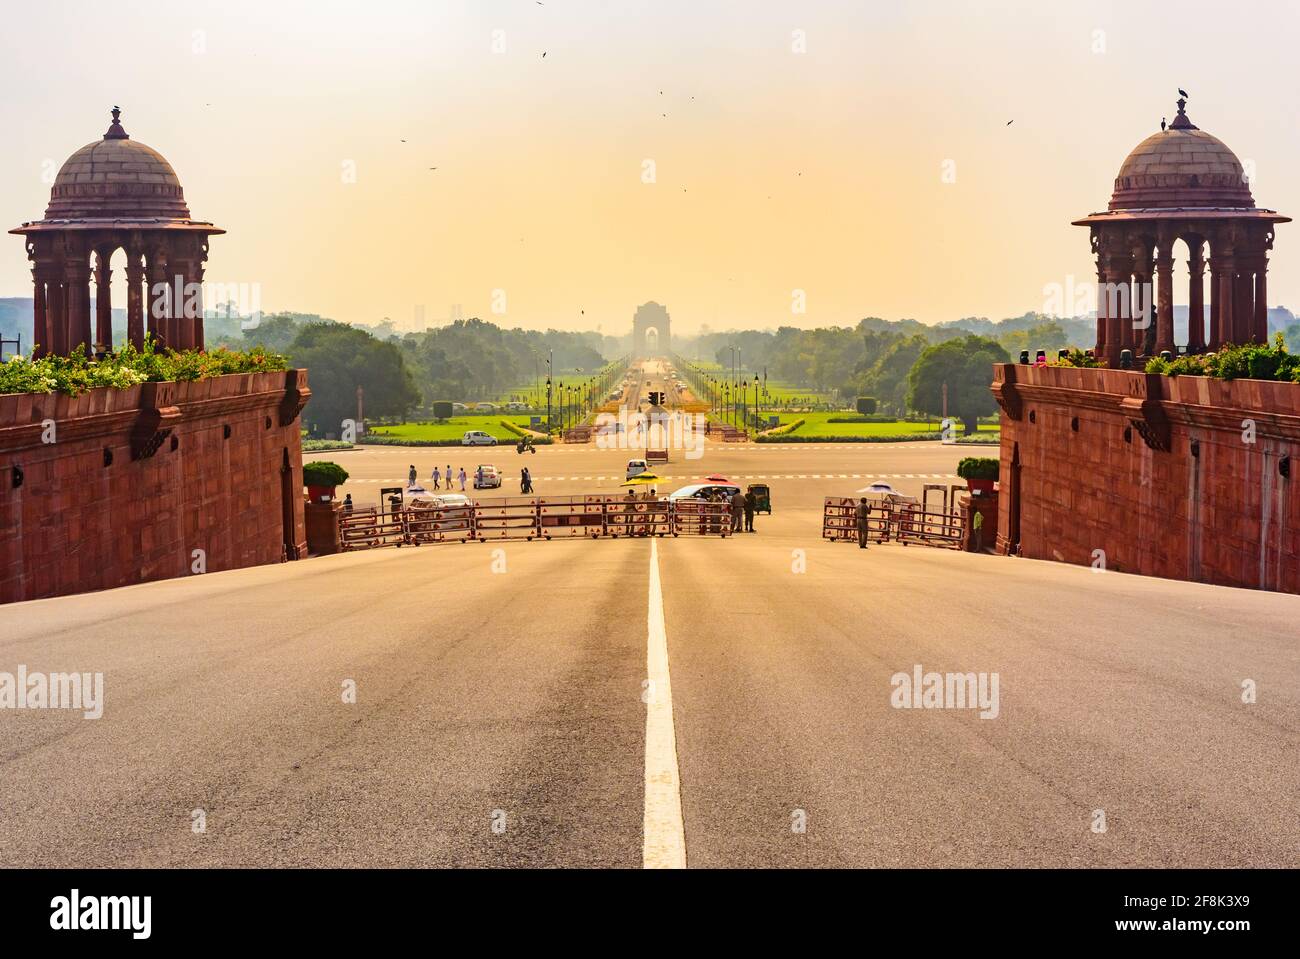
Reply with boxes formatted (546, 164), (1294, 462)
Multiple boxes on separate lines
(474, 465), (503, 489)
(626, 459), (649, 480)
(668, 482), (741, 502)
(462, 430), (498, 446)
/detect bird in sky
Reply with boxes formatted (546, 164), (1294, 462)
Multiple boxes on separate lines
(1179, 87), (1189, 98)
(1006, 120), (1013, 126)
(542, 51), (547, 58)
(1161, 118), (1167, 131)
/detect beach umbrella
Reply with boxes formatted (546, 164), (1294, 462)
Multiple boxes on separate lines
(621, 473), (662, 486)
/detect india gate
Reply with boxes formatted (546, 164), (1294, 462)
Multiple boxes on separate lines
(632, 301), (671, 356)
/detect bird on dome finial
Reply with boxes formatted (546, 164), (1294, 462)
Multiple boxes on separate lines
(104, 105), (129, 140)
(1169, 92), (1197, 130)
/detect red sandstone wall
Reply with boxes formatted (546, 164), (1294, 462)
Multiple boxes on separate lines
(0, 370), (310, 605)
(992, 363), (1300, 593)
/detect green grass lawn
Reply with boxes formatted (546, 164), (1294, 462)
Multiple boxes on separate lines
(367, 416), (538, 442)
(776, 413), (999, 437)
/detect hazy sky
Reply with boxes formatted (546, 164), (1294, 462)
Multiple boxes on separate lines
(3, 1), (1299, 334)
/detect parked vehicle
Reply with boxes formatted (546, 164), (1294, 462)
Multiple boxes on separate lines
(474, 465), (503, 489)
(462, 430), (498, 446)
(667, 482), (741, 501)
(626, 459), (649, 480)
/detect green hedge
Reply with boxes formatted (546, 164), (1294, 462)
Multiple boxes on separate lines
(359, 435), (552, 447)
(756, 431), (950, 444)
(0, 341), (288, 396)
(302, 439), (354, 452)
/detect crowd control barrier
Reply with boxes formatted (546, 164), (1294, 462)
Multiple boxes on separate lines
(339, 492), (738, 550)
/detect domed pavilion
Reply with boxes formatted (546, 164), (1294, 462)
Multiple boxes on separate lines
(1073, 97), (1289, 366)
(10, 107), (224, 357)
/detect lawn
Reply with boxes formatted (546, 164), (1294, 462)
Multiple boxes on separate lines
(772, 413), (999, 437)
(366, 416), (538, 442)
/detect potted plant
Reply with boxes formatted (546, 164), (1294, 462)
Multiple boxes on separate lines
(303, 460), (349, 504)
(956, 456), (999, 494)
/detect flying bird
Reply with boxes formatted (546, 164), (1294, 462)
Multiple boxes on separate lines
(1006, 120), (1013, 126)
(1179, 87), (1189, 98)
(542, 51), (547, 58)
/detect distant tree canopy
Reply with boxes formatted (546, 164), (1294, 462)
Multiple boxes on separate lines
(906, 335), (1010, 434)
(288, 322), (421, 437)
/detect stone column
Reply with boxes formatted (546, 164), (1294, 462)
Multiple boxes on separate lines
(1094, 260), (1108, 358)
(1233, 264), (1254, 345)
(65, 251), (93, 359)
(1216, 255), (1235, 348)
(190, 248), (207, 351)
(1254, 266), (1268, 345)
(1154, 245), (1175, 355)
(31, 274), (48, 358)
(1187, 240), (1206, 353)
(169, 251), (196, 351)
(47, 279), (67, 357)
(1132, 257), (1154, 356)
(1101, 257), (1129, 367)
(125, 247), (146, 350)
(93, 248), (113, 352)
(147, 249), (169, 349)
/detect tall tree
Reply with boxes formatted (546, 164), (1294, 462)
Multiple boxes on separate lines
(907, 335), (1009, 434)
(288, 322), (421, 436)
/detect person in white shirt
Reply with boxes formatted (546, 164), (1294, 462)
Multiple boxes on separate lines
(431, 466), (441, 490)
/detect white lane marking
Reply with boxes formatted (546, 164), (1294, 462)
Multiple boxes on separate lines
(644, 537), (686, 869)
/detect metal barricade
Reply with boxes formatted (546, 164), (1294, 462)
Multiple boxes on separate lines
(538, 495), (607, 539)
(473, 496), (540, 541)
(603, 498), (672, 537)
(822, 496), (890, 544)
(406, 500), (475, 544)
(339, 505), (408, 551)
(672, 499), (733, 537)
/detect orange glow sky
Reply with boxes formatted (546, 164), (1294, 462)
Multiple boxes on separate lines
(3, 0), (1299, 334)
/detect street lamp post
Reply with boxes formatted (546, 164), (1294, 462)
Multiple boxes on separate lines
(546, 350), (553, 432)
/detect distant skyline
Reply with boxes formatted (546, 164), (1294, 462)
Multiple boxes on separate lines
(3, 1), (1300, 334)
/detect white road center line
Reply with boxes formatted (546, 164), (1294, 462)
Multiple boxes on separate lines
(643, 537), (686, 869)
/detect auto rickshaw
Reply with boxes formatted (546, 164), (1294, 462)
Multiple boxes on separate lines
(747, 483), (771, 514)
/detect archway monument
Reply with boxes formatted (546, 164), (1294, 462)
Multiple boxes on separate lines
(632, 301), (671, 357)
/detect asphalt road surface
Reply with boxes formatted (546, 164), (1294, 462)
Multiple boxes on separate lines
(2, 370), (1297, 868)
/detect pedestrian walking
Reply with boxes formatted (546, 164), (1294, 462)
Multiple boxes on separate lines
(408, 464), (418, 487)
(343, 493), (353, 512)
(730, 489), (743, 533)
(431, 465), (441, 490)
(855, 497), (871, 549)
(476, 465), (484, 488)
(743, 490), (756, 532)
(458, 467), (467, 491)
(521, 467), (533, 494)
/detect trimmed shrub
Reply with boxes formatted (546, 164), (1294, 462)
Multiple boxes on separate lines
(855, 396), (878, 414)
(432, 400), (453, 420)
(759, 418), (804, 438)
(956, 457), (999, 481)
(302, 461), (350, 486)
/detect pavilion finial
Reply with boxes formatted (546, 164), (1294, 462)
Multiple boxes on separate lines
(104, 105), (129, 140)
(1169, 95), (1197, 131)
